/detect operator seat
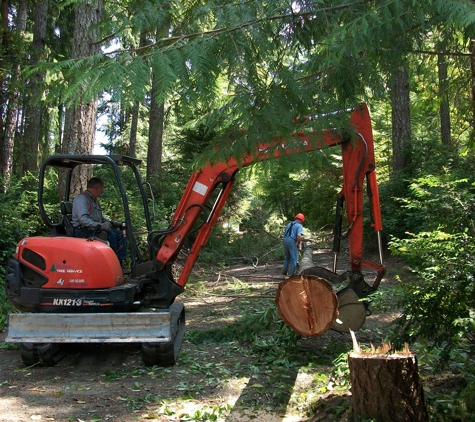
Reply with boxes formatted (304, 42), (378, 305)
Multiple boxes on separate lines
(60, 201), (75, 237)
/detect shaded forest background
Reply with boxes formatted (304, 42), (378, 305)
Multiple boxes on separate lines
(1, 0), (475, 418)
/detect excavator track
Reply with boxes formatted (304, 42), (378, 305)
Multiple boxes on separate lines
(141, 302), (186, 366)
(19, 342), (69, 367)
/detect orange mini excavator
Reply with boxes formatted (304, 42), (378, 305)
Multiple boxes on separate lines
(5, 103), (384, 366)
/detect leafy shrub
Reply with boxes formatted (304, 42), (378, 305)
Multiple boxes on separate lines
(378, 148), (475, 365)
(389, 230), (475, 362)
(0, 173), (47, 329)
(460, 380), (475, 413)
(379, 142), (475, 240)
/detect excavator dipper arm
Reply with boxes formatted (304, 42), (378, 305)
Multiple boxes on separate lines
(153, 103), (384, 308)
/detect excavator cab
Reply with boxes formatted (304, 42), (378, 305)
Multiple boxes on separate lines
(37, 154), (155, 267)
(6, 155), (158, 314)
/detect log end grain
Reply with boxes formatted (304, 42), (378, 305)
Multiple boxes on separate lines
(275, 274), (338, 337)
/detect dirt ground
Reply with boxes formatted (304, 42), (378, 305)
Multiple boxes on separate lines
(0, 249), (435, 422)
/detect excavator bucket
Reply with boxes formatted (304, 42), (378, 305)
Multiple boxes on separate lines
(331, 288), (367, 333)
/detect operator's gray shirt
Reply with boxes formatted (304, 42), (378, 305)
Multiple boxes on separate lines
(71, 190), (107, 229)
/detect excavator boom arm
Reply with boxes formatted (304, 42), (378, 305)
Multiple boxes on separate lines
(155, 103), (383, 290)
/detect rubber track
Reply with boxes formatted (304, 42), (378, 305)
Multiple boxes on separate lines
(20, 343), (68, 366)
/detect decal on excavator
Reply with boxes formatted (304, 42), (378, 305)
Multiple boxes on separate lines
(52, 299), (83, 306)
(67, 279), (86, 285)
(192, 181), (208, 195)
(51, 262), (82, 272)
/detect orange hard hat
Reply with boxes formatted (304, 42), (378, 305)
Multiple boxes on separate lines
(294, 213), (305, 223)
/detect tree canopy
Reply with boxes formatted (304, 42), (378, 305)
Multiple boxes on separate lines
(21, 0), (475, 166)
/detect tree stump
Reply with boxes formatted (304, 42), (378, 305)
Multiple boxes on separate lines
(275, 274), (338, 337)
(348, 339), (429, 422)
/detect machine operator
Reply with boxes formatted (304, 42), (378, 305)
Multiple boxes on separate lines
(71, 177), (127, 267)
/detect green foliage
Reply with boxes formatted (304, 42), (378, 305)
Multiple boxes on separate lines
(0, 290), (13, 332)
(460, 380), (475, 413)
(178, 403), (233, 421)
(34, 0), (475, 169)
(186, 300), (300, 346)
(331, 352), (351, 391)
(375, 145), (475, 364)
(379, 142), (475, 239)
(0, 175), (42, 262)
(429, 395), (473, 421)
(259, 168), (304, 218)
(0, 174), (47, 330)
(388, 229), (475, 362)
(255, 151), (340, 232)
(168, 123), (217, 169)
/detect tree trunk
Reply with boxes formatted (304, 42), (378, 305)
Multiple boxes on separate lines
(62, 0), (103, 196)
(437, 40), (451, 146)
(129, 100), (140, 157)
(2, 89), (19, 190)
(147, 77), (164, 180)
(469, 39), (475, 140)
(276, 273), (338, 337)
(0, 0), (8, 154)
(349, 343), (429, 422)
(23, 0), (49, 173)
(391, 62), (411, 173)
(2, 0), (27, 191)
(129, 31), (147, 158)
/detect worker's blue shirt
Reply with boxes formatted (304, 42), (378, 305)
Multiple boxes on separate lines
(283, 220), (303, 240)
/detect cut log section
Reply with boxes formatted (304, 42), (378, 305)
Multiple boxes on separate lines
(275, 274), (338, 337)
(297, 244), (368, 333)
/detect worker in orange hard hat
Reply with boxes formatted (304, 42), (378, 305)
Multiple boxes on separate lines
(282, 213), (305, 276)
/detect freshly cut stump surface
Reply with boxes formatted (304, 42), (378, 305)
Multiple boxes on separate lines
(275, 274), (338, 337)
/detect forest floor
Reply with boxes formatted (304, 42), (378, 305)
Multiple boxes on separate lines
(0, 247), (467, 421)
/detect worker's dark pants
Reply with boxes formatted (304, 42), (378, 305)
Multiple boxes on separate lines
(74, 228), (127, 260)
(107, 230), (127, 260)
(282, 237), (299, 276)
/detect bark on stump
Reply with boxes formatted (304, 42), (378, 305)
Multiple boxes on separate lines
(349, 342), (429, 422)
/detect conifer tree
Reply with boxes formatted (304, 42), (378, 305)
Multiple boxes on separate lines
(62, 0), (103, 195)
(22, 0), (49, 173)
(41, 0), (475, 170)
